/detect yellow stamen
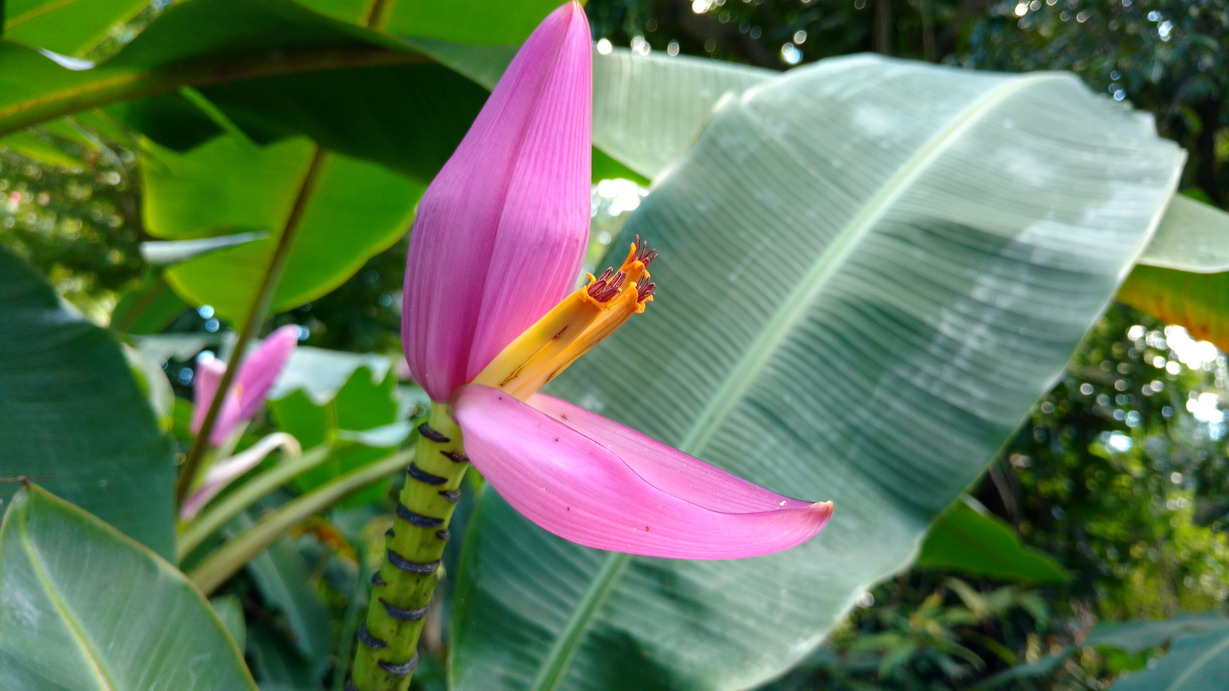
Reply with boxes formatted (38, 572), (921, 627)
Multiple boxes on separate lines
(473, 238), (656, 400)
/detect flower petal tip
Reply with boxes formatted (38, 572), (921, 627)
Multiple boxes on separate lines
(455, 385), (833, 560)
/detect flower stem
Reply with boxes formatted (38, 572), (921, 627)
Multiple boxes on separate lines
(173, 146), (330, 509)
(350, 403), (469, 691)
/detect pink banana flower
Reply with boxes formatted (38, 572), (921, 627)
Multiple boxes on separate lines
(402, 2), (831, 559)
(191, 325), (298, 446)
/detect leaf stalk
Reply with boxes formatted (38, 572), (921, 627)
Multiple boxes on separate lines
(173, 147), (330, 508)
(188, 448), (413, 594)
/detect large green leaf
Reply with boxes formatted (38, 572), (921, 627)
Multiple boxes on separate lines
(0, 246), (175, 557)
(451, 55), (1184, 688)
(0, 0), (412, 134)
(0, 0), (490, 181)
(296, 0), (559, 44)
(916, 498), (1069, 585)
(141, 134), (422, 322)
(4, 0), (146, 55)
(0, 484), (255, 689)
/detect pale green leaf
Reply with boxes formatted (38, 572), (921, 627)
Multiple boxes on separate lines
(140, 231), (266, 266)
(1113, 626), (1229, 690)
(0, 485), (255, 689)
(1137, 195), (1229, 272)
(451, 55), (1184, 689)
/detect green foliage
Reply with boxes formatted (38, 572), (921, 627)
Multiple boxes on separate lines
(0, 134), (142, 317)
(0, 0), (485, 180)
(764, 575), (1051, 690)
(0, 484), (255, 690)
(270, 364), (407, 509)
(0, 246), (175, 557)
(243, 527), (334, 681)
(4, 0), (147, 56)
(918, 499), (1069, 585)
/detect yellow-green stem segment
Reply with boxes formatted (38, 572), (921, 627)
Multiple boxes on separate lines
(350, 403), (468, 691)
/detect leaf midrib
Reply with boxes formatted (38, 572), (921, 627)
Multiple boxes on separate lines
(528, 69), (1066, 689)
(0, 45), (427, 138)
(1164, 628), (1229, 690)
(19, 509), (117, 691)
(676, 70), (1063, 456)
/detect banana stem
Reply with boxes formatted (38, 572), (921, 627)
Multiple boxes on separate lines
(349, 403), (469, 691)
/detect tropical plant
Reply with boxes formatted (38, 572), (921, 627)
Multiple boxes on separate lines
(1, 1), (1226, 689)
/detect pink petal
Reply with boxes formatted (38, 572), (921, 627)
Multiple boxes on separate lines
(232, 325), (298, 421)
(528, 393), (819, 513)
(192, 326), (297, 446)
(191, 357), (226, 434)
(402, 1), (592, 402)
(209, 388), (246, 446)
(453, 385), (832, 560)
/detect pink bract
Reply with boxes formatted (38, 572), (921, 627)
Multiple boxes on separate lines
(453, 385), (833, 560)
(401, 1), (592, 402)
(191, 325), (298, 445)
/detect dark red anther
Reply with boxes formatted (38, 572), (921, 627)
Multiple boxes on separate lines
(588, 269), (627, 302)
(636, 277), (656, 302)
(632, 235), (658, 267)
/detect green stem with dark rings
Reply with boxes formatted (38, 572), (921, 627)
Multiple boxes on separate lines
(350, 403), (469, 691)
(173, 147), (330, 509)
